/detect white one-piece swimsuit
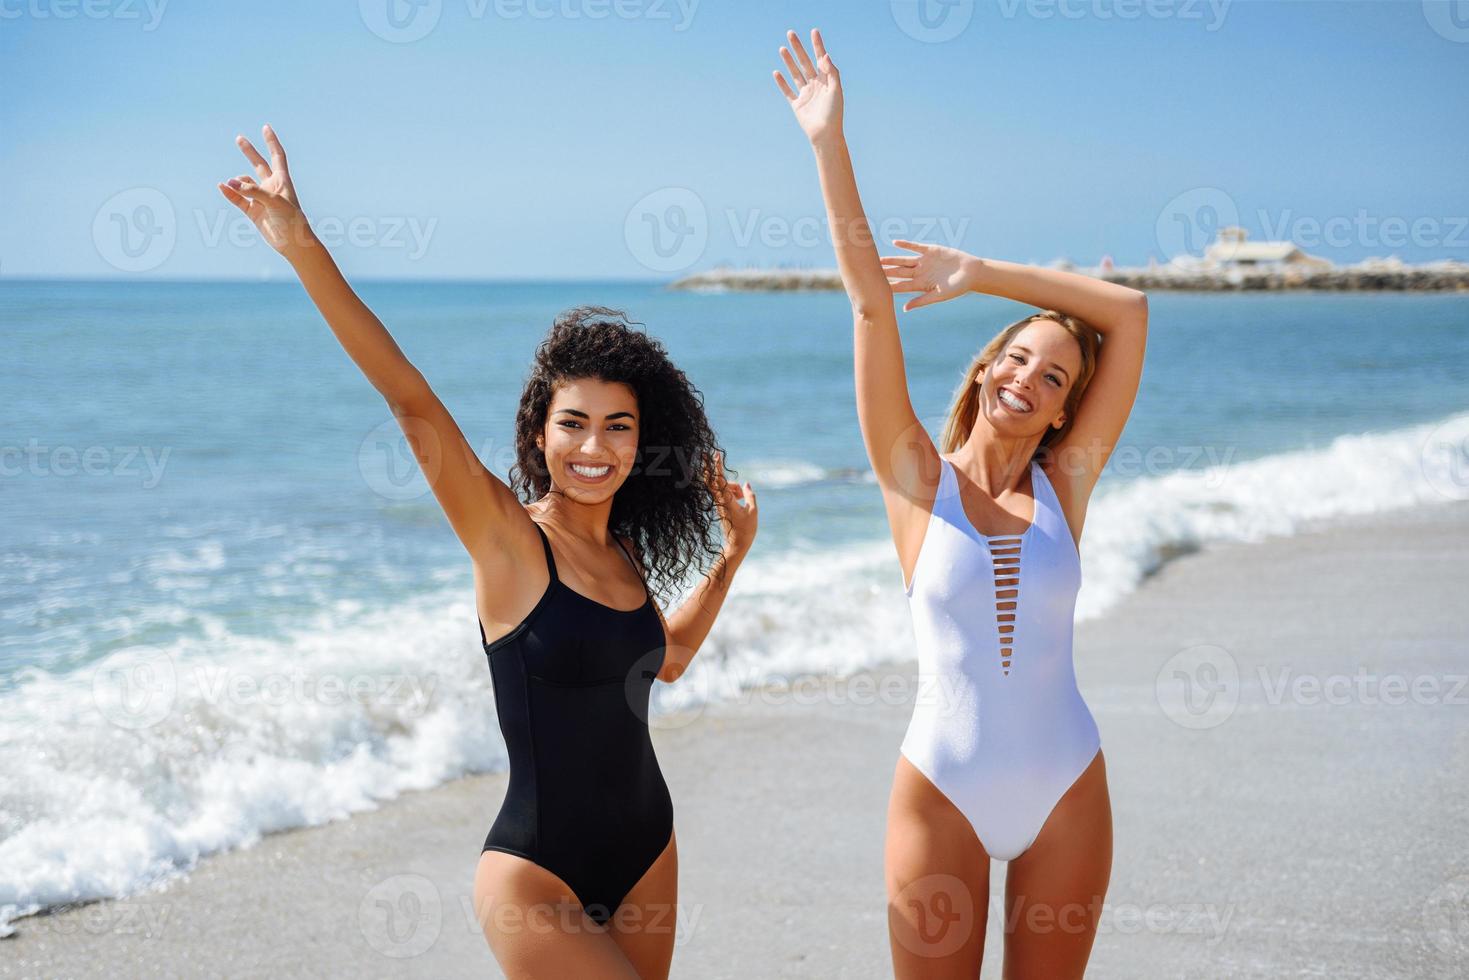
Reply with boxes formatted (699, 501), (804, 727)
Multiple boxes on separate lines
(900, 455), (1101, 861)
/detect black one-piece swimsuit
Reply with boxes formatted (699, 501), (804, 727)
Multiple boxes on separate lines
(477, 520), (673, 925)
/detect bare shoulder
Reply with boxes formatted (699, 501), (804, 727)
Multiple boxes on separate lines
(470, 502), (543, 572)
(473, 505), (552, 641)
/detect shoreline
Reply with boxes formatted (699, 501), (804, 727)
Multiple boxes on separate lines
(5, 497), (1468, 978)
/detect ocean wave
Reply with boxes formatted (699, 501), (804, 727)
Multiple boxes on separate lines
(2, 409), (1464, 934)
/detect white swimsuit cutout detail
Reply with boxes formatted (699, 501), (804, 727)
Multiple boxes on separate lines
(900, 455), (1101, 861)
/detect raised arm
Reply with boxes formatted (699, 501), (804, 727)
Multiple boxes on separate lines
(882, 242), (1148, 497)
(216, 126), (527, 561)
(641, 453), (758, 683)
(773, 30), (939, 563)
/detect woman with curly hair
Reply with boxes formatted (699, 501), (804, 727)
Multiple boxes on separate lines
(774, 29), (1147, 979)
(217, 127), (756, 979)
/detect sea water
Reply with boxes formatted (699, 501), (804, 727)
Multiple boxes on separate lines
(3, 279), (1467, 929)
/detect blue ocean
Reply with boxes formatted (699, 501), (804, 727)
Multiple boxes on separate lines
(3, 280), (1467, 931)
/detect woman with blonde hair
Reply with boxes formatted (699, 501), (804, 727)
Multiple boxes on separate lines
(774, 28), (1148, 978)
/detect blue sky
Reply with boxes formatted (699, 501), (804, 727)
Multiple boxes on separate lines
(3, 0), (1467, 280)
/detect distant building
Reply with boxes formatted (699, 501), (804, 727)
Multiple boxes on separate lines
(1204, 226), (1332, 269)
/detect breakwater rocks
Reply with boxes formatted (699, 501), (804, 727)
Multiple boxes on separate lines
(669, 260), (1469, 293)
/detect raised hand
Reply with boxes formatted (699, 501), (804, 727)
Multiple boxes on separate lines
(880, 239), (984, 313)
(708, 451), (757, 556)
(772, 28), (842, 144)
(217, 124), (308, 254)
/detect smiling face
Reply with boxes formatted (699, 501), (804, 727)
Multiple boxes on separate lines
(980, 319), (1081, 434)
(536, 377), (641, 505)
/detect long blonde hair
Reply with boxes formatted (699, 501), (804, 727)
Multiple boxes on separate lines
(938, 310), (1102, 460)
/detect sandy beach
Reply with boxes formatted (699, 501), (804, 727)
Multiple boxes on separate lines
(5, 499), (1466, 980)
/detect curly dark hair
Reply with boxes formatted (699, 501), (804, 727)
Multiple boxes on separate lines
(510, 306), (731, 602)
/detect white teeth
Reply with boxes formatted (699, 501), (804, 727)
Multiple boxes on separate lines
(999, 389), (1032, 412)
(570, 463), (611, 478)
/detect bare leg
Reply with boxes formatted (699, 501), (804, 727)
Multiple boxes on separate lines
(1002, 749), (1112, 980)
(605, 830), (679, 980)
(472, 850), (641, 979)
(886, 755), (992, 978)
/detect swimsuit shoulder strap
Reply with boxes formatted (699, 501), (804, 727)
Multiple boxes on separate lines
(530, 520), (559, 583)
(931, 455), (957, 521)
(613, 533), (650, 594)
(1030, 459), (1056, 521)
(478, 519), (559, 647)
